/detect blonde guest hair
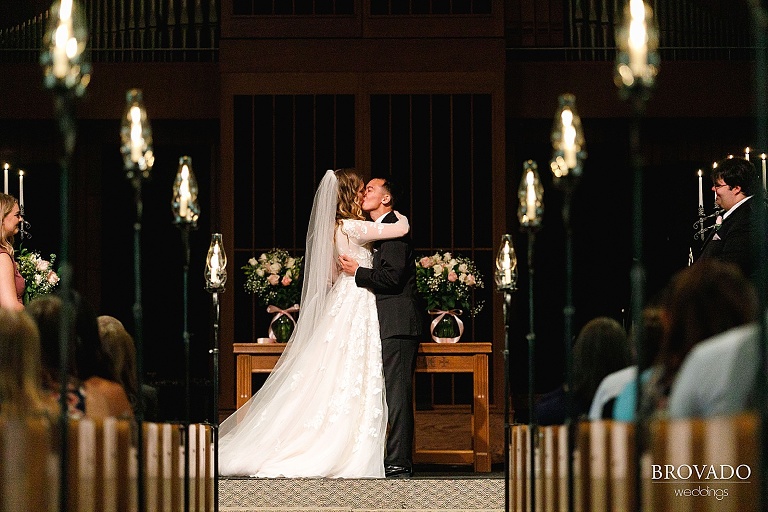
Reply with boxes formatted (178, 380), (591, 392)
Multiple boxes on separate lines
(0, 308), (47, 416)
(0, 193), (18, 257)
(334, 168), (365, 227)
(97, 315), (139, 410)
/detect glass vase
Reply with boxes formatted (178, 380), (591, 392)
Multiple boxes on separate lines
(271, 313), (295, 343)
(433, 314), (460, 341)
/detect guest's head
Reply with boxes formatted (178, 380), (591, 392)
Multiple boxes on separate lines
(0, 308), (48, 416)
(572, 316), (631, 407)
(659, 260), (757, 386)
(97, 315), (138, 408)
(711, 157), (760, 211)
(27, 293), (115, 387)
(0, 193), (21, 254)
(334, 168), (365, 224)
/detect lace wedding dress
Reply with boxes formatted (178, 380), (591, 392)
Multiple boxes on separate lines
(218, 171), (409, 478)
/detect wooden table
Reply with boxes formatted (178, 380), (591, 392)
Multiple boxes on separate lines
(233, 341), (492, 472)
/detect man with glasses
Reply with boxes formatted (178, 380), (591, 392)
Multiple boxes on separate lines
(699, 157), (763, 279)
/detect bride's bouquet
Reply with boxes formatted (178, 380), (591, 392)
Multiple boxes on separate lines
(16, 247), (60, 304)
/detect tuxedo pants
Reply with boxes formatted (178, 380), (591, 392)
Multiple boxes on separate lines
(382, 336), (420, 467)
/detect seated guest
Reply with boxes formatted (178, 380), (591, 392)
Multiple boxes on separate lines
(536, 316), (630, 425)
(589, 307), (663, 420)
(668, 322), (760, 418)
(98, 315), (159, 421)
(0, 308), (56, 416)
(28, 293), (133, 420)
(613, 260), (757, 421)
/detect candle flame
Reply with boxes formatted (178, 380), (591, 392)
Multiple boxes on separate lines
(697, 169), (702, 177)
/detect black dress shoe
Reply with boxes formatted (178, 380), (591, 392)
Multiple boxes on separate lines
(385, 464), (413, 478)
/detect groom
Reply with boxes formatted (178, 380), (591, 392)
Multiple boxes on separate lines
(339, 177), (422, 478)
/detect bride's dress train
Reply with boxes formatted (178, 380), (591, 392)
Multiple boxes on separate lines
(218, 218), (406, 478)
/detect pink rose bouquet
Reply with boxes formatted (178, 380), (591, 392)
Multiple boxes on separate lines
(415, 251), (484, 316)
(242, 248), (304, 309)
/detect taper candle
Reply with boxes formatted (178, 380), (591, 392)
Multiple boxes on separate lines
(3, 163), (8, 194)
(697, 169), (703, 208)
(18, 170), (24, 208)
(762, 154), (766, 190)
(526, 170), (536, 220)
(210, 244), (220, 285)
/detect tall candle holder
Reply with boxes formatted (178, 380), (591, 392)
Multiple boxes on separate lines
(204, 233), (226, 512)
(550, 93), (586, 512)
(615, 2), (659, 510)
(494, 234), (517, 512)
(517, 159), (543, 512)
(40, 1), (90, 511)
(120, 88), (153, 512)
(172, 156), (199, 512)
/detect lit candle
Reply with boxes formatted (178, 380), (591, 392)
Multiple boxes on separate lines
(18, 170), (24, 209)
(3, 163), (8, 195)
(628, 0), (648, 76)
(130, 106), (143, 163)
(561, 109), (577, 169)
(179, 165), (190, 218)
(697, 169), (703, 208)
(526, 170), (536, 220)
(762, 154), (766, 190)
(52, 18), (73, 79)
(210, 244), (220, 285)
(745, 147), (751, 161)
(503, 252), (512, 284)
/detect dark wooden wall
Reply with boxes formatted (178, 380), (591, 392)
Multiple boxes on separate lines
(0, 0), (757, 427)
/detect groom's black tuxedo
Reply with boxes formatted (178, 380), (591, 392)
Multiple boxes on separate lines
(699, 197), (764, 280)
(354, 210), (422, 470)
(355, 211), (422, 338)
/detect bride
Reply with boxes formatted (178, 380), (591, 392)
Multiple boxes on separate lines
(218, 168), (410, 478)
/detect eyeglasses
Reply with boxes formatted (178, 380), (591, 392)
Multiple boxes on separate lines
(713, 183), (730, 190)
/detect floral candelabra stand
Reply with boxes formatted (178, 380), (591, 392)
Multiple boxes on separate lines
(550, 93), (586, 512)
(494, 235), (517, 512)
(615, 2), (659, 511)
(40, 1), (90, 510)
(518, 159), (543, 512)
(172, 156), (200, 512)
(120, 87), (154, 512)
(205, 233), (226, 512)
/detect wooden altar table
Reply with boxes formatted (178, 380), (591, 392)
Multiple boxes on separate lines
(232, 341), (492, 472)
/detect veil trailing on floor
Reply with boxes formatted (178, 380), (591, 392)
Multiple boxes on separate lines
(219, 169), (338, 437)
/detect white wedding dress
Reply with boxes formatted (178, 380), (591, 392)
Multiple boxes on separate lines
(219, 173), (409, 478)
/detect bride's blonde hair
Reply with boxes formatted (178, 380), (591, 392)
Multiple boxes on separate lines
(334, 168), (365, 227)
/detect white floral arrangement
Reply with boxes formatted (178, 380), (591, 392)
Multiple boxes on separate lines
(242, 248), (304, 309)
(16, 247), (60, 304)
(415, 251), (484, 317)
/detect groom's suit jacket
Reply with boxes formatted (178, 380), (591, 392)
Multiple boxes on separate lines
(699, 197), (763, 280)
(354, 211), (422, 340)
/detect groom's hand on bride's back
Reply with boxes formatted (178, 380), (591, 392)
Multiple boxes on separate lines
(339, 255), (359, 275)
